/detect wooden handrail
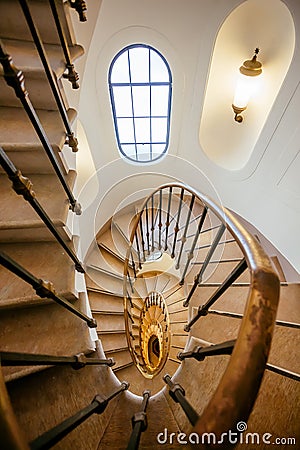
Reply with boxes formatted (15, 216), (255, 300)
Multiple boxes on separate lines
(0, 360), (29, 450)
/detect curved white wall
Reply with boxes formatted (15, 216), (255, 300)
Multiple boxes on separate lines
(69, 0), (300, 273)
(199, 0), (295, 170)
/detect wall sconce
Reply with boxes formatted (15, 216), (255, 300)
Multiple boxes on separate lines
(232, 48), (262, 123)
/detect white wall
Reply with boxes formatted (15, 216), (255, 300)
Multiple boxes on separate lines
(69, 0), (300, 273)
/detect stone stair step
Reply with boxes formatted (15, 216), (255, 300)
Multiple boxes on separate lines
(0, 297), (93, 382)
(186, 258), (250, 285)
(0, 171), (76, 242)
(106, 348), (132, 370)
(0, 0), (75, 46)
(88, 290), (124, 313)
(97, 392), (140, 449)
(99, 330), (128, 353)
(86, 266), (125, 296)
(86, 241), (126, 279)
(0, 106), (76, 174)
(93, 311), (125, 333)
(0, 39), (83, 110)
(0, 240), (77, 308)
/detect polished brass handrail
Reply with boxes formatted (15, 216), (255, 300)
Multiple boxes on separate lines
(123, 183), (280, 441)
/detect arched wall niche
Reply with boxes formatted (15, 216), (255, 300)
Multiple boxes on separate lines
(199, 0), (295, 171)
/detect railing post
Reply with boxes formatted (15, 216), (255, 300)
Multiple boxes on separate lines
(158, 189), (163, 250)
(177, 340), (236, 361)
(0, 44), (81, 214)
(0, 351), (115, 369)
(171, 187), (185, 258)
(126, 390), (150, 450)
(0, 147), (85, 272)
(70, 0), (87, 22)
(184, 258), (247, 329)
(48, 0), (80, 89)
(18, 0), (79, 149)
(30, 382), (129, 450)
(179, 206), (208, 285)
(184, 223), (226, 307)
(164, 186), (173, 251)
(163, 374), (199, 426)
(175, 194), (195, 269)
(0, 251), (96, 328)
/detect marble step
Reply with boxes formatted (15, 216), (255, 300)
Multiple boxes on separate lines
(0, 240), (77, 308)
(98, 330), (128, 353)
(0, 38), (83, 110)
(88, 289), (124, 313)
(92, 310), (125, 333)
(0, 297), (93, 382)
(0, 106), (77, 174)
(106, 348), (132, 371)
(0, 171), (76, 242)
(0, 0), (75, 46)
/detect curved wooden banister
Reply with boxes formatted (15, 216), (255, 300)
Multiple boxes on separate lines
(123, 183), (280, 443)
(0, 360), (29, 450)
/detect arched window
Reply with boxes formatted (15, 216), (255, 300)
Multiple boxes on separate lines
(108, 44), (172, 163)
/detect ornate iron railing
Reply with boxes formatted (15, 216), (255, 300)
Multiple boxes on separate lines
(123, 183), (281, 442)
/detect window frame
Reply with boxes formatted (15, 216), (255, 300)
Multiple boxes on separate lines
(108, 43), (172, 163)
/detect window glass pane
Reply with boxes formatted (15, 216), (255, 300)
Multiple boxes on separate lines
(135, 118), (150, 143)
(150, 50), (169, 82)
(121, 144), (136, 158)
(152, 118), (167, 142)
(129, 47), (149, 83)
(113, 86), (132, 117)
(111, 50), (129, 83)
(152, 144), (166, 157)
(132, 86), (150, 116)
(151, 86), (169, 116)
(136, 144), (151, 159)
(117, 118), (134, 143)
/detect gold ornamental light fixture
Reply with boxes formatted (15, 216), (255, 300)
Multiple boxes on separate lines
(232, 48), (263, 123)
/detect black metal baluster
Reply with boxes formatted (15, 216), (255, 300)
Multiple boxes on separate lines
(151, 194), (155, 252)
(184, 258), (247, 330)
(127, 270), (134, 294)
(163, 375), (199, 426)
(158, 189), (163, 250)
(0, 351), (115, 369)
(0, 45), (81, 214)
(171, 187), (185, 258)
(176, 194), (195, 269)
(184, 223), (226, 307)
(265, 364), (300, 382)
(138, 212), (146, 262)
(30, 382), (129, 450)
(134, 230), (142, 269)
(208, 309), (300, 329)
(0, 147), (84, 272)
(145, 200), (150, 254)
(0, 251), (96, 328)
(19, 0), (79, 150)
(48, 0), (80, 89)
(130, 250), (137, 279)
(177, 340), (236, 361)
(180, 206), (208, 285)
(164, 186), (173, 251)
(126, 390), (150, 450)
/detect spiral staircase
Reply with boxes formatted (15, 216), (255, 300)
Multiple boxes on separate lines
(0, 1), (299, 449)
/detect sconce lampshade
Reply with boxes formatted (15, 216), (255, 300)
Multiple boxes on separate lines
(232, 48), (262, 122)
